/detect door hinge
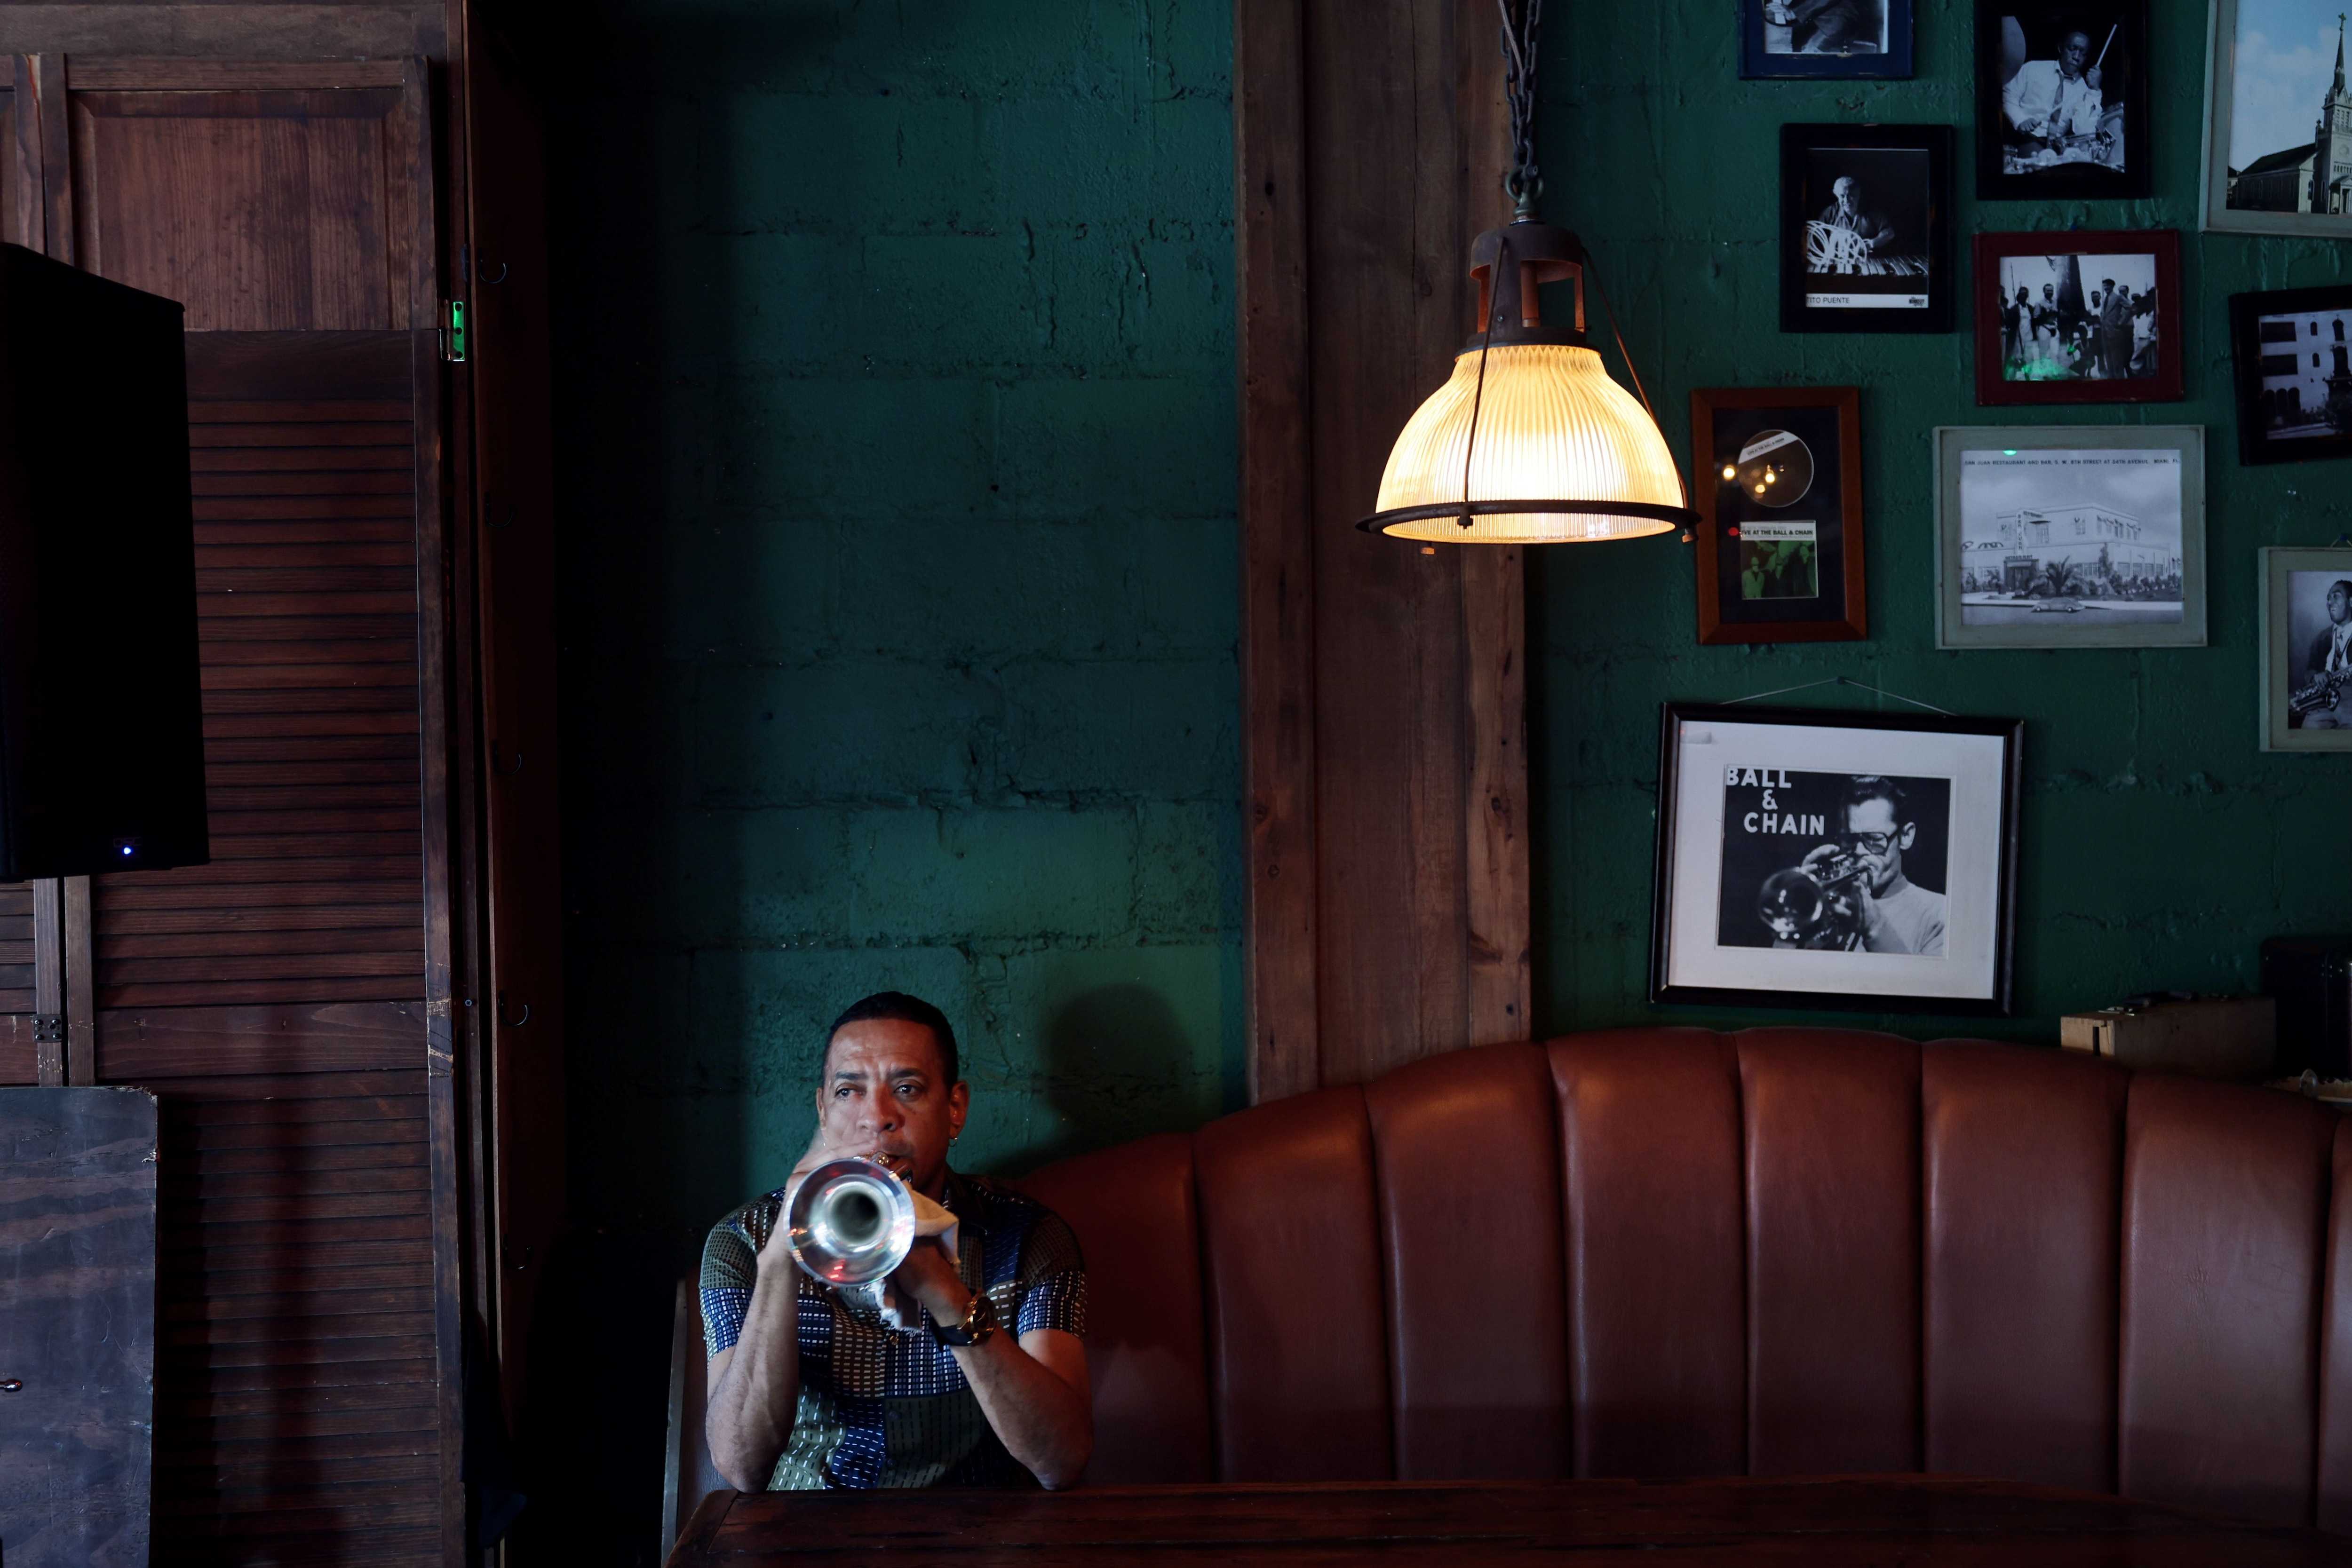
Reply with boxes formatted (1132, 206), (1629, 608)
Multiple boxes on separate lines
(442, 299), (468, 364)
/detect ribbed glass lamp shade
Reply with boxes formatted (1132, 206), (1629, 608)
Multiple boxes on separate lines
(1368, 341), (1688, 543)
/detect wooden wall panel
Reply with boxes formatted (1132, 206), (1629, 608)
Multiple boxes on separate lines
(1238, 0), (1525, 1096)
(86, 332), (442, 1567)
(65, 69), (420, 329)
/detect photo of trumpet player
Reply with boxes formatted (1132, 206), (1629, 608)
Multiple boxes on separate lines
(1716, 770), (1953, 956)
(697, 991), (1092, 1493)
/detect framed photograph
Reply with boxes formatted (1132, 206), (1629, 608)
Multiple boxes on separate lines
(1933, 425), (2206, 649)
(2228, 284), (2352, 465)
(1690, 387), (1867, 645)
(1780, 123), (1955, 333)
(1973, 231), (2183, 405)
(2259, 547), (2352, 751)
(1742, 0), (1915, 77)
(1649, 704), (2023, 1014)
(1978, 0), (2150, 198)
(2201, 0), (2352, 238)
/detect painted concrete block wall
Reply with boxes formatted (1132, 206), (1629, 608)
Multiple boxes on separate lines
(546, 0), (1241, 1284)
(1533, 0), (2352, 1038)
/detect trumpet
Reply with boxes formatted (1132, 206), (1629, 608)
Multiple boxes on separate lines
(785, 1153), (916, 1286)
(1756, 849), (1870, 948)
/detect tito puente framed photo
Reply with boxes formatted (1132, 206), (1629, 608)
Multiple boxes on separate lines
(1649, 704), (2023, 1014)
(1780, 123), (1955, 333)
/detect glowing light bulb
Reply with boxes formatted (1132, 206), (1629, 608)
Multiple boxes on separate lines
(1721, 465), (1735, 480)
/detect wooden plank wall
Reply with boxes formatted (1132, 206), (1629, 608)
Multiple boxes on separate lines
(0, 51), (458, 1565)
(1237, 0), (1527, 1100)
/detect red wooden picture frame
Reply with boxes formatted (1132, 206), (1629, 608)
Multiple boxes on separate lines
(1691, 386), (1868, 646)
(1972, 229), (2184, 405)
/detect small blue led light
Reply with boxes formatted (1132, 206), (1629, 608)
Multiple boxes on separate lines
(2002, 449), (2018, 456)
(120, 846), (132, 856)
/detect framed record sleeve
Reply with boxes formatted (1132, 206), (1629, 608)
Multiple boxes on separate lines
(1692, 387), (1867, 644)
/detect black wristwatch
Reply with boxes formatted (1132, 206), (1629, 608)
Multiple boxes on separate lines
(930, 1288), (1000, 1347)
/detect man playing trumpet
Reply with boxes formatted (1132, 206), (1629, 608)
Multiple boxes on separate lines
(699, 992), (1092, 1490)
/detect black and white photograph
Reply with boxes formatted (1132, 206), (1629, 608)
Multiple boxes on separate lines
(1978, 0), (2149, 198)
(1650, 705), (2021, 1013)
(1741, 0), (1915, 77)
(2228, 284), (2352, 464)
(1780, 124), (1954, 333)
(1715, 769), (1952, 956)
(1972, 231), (2184, 404)
(2260, 547), (2352, 751)
(2201, 0), (2352, 236)
(1691, 387), (1868, 644)
(1934, 426), (2207, 650)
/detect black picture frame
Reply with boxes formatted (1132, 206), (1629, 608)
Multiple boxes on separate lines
(2228, 285), (2352, 468)
(1975, 0), (2151, 200)
(1780, 123), (1955, 334)
(1648, 703), (2023, 1015)
(1740, 0), (1915, 79)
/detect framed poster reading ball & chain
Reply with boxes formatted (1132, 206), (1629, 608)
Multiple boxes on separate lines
(1649, 703), (2023, 1014)
(1691, 387), (1867, 644)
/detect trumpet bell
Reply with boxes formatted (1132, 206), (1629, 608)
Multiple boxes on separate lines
(786, 1156), (917, 1285)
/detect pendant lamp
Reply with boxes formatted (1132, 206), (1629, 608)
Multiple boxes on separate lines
(1359, 0), (1695, 545)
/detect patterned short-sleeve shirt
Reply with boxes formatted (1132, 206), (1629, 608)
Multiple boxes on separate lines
(699, 1169), (1087, 1489)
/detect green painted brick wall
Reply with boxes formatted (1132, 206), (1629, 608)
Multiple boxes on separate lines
(1531, 0), (2352, 1040)
(547, 0), (1244, 1291)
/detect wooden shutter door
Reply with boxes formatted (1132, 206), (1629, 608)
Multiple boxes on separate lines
(31, 58), (463, 1566)
(0, 75), (48, 1088)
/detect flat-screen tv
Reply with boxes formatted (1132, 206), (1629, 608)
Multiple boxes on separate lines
(0, 245), (207, 879)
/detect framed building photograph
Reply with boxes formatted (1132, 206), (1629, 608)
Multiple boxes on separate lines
(1978, 0), (2150, 198)
(1742, 0), (1915, 77)
(2228, 284), (2352, 464)
(1690, 387), (1867, 645)
(1974, 231), (2182, 404)
(1933, 426), (2206, 649)
(2259, 547), (2352, 751)
(1780, 123), (1955, 333)
(2201, 0), (2352, 237)
(1649, 704), (2023, 1014)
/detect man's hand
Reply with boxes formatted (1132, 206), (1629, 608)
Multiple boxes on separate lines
(1851, 879), (1894, 950)
(890, 1235), (969, 1321)
(2085, 64), (2101, 91)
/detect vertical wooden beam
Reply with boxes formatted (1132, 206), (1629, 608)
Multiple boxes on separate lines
(1454, 8), (1530, 1048)
(11, 55), (44, 252)
(31, 877), (61, 1085)
(63, 875), (93, 1082)
(1238, 0), (1525, 1097)
(28, 53), (69, 264)
(1236, 0), (1319, 1104)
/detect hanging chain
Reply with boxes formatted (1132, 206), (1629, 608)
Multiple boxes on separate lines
(1498, 0), (1544, 218)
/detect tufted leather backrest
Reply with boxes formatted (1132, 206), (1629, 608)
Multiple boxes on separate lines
(1017, 1028), (2352, 1528)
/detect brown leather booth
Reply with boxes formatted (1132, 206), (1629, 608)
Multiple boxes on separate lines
(671, 1026), (2352, 1536)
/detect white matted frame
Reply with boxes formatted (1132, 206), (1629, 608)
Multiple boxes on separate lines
(1933, 425), (2207, 649)
(2201, 0), (2352, 238)
(1648, 703), (2023, 1014)
(2259, 546), (2352, 752)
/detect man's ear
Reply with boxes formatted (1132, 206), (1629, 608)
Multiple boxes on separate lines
(948, 1080), (970, 1141)
(1899, 823), (1918, 851)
